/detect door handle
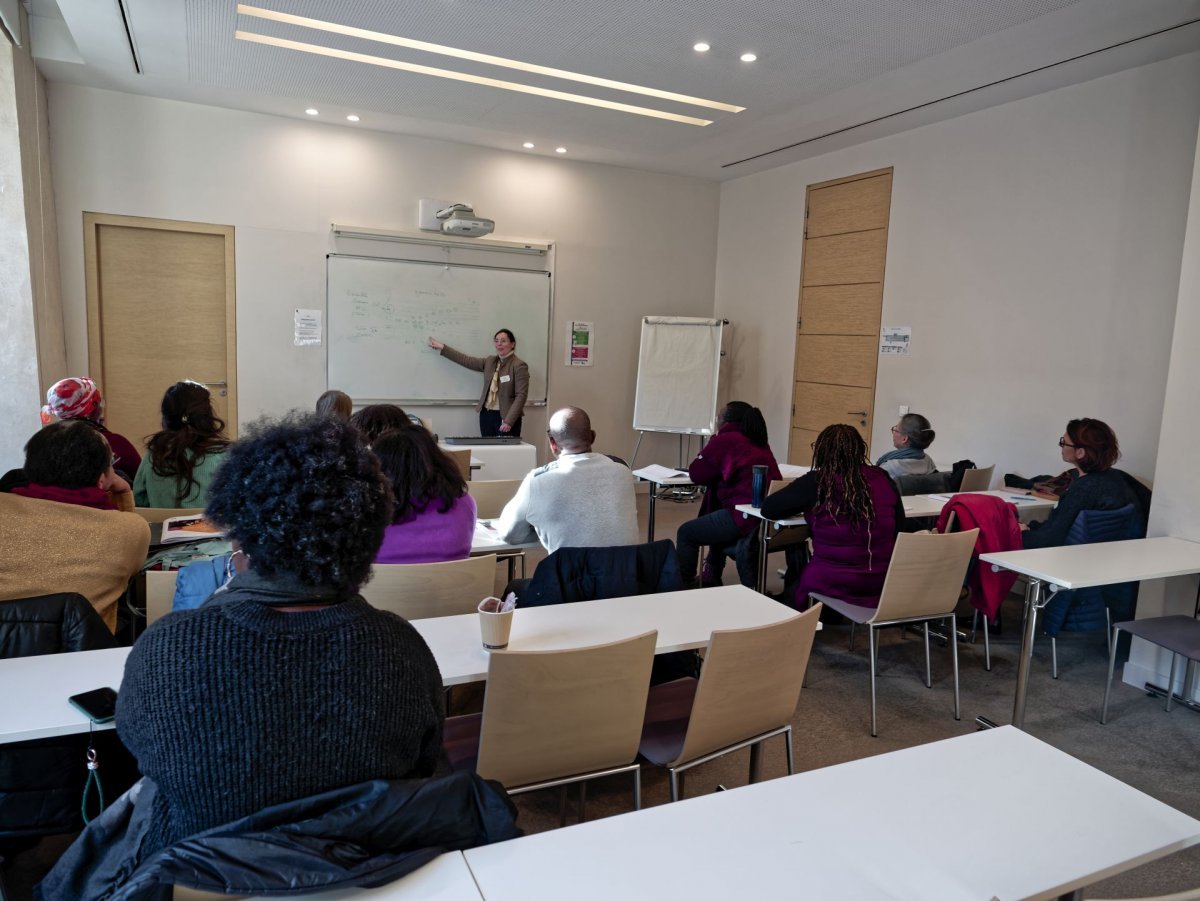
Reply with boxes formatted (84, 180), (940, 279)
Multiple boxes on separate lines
(203, 381), (228, 397)
(848, 411), (868, 417)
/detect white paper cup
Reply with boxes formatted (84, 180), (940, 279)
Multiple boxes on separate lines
(478, 596), (514, 651)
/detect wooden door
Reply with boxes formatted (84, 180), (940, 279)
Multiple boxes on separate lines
(789, 169), (891, 466)
(84, 214), (237, 450)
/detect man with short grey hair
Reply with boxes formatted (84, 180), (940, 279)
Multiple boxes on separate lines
(495, 407), (638, 552)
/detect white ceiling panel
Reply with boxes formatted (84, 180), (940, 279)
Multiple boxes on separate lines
(30, 0), (1200, 179)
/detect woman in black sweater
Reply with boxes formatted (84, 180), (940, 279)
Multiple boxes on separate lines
(1022, 418), (1141, 549)
(116, 414), (445, 852)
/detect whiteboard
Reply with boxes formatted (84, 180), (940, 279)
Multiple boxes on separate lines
(327, 255), (551, 403)
(632, 317), (724, 435)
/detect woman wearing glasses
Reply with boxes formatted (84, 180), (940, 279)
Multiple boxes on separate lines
(875, 412), (936, 479)
(1022, 418), (1142, 548)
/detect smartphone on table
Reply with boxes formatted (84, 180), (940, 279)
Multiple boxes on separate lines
(69, 687), (119, 724)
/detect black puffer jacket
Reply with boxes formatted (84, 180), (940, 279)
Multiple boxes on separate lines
(0, 593), (130, 842)
(514, 539), (682, 607)
(38, 772), (520, 901)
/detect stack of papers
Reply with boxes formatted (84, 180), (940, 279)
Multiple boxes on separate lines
(633, 464), (691, 483)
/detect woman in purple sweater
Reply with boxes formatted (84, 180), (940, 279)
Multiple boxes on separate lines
(373, 427), (477, 564)
(676, 402), (781, 588)
(762, 424), (904, 609)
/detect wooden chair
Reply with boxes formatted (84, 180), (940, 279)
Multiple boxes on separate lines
(809, 529), (978, 736)
(144, 570), (179, 625)
(132, 506), (203, 522)
(958, 464), (995, 492)
(442, 631), (657, 820)
(467, 479), (522, 519)
(361, 555), (497, 620)
(638, 604), (821, 801)
(444, 447), (472, 482)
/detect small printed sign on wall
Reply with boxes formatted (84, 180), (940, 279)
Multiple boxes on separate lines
(880, 326), (911, 356)
(295, 309), (323, 346)
(568, 321), (593, 366)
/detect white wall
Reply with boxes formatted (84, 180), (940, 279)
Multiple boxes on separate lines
(46, 84), (720, 464)
(1123, 112), (1200, 697)
(715, 52), (1200, 481)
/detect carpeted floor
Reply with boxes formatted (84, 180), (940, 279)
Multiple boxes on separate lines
(4, 490), (1197, 899)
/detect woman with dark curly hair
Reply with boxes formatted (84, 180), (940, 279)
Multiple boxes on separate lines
(114, 413), (446, 855)
(348, 403), (415, 444)
(762, 423), (904, 609)
(373, 427), (478, 564)
(1022, 418), (1141, 549)
(133, 380), (230, 507)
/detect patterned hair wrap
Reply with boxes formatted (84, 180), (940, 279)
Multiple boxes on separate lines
(40, 377), (103, 426)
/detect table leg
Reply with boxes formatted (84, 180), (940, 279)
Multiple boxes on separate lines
(756, 519), (770, 595)
(647, 485), (657, 542)
(1012, 578), (1044, 729)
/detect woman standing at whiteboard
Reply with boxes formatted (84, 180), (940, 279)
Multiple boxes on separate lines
(428, 329), (529, 437)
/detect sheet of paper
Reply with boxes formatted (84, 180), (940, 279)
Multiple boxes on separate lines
(880, 326), (911, 355)
(633, 464), (690, 483)
(294, 308), (322, 346)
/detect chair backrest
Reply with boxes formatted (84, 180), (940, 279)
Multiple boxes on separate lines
(145, 569), (180, 625)
(958, 464), (995, 492)
(133, 506), (204, 522)
(1066, 504), (1142, 545)
(872, 529), (979, 622)
(670, 604), (821, 767)
(362, 555), (497, 620)
(467, 479), (523, 519)
(475, 630), (657, 787)
(444, 447), (472, 482)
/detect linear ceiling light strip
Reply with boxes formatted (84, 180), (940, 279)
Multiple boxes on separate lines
(236, 31), (713, 125)
(238, 4), (743, 113)
(723, 15), (1200, 168)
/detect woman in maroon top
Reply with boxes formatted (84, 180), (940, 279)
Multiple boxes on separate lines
(676, 402), (781, 588)
(762, 424), (904, 609)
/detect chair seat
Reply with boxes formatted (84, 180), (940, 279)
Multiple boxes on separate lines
(808, 592), (877, 625)
(638, 677), (698, 766)
(442, 713), (482, 774)
(1114, 616), (1200, 660)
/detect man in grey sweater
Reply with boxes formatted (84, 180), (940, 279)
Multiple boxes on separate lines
(496, 407), (639, 552)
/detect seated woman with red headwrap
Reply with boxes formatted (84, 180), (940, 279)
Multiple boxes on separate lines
(40, 377), (141, 482)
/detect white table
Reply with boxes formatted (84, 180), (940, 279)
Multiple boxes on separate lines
(470, 519), (539, 579)
(903, 488), (1056, 521)
(412, 584), (802, 686)
(441, 441), (537, 480)
(202, 851), (482, 900)
(979, 536), (1200, 729)
(0, 587), (800, 741)
(464, 726), (1200, 901)
(0, 646), (128, 743)
(734, 504), (809, 594)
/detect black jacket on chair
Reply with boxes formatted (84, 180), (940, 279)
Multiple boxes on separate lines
(0, 593), (128, 843)
(38, 772), (520, 901)
(515, 539), (682, 608)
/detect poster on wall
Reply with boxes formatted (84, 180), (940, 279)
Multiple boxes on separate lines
(880, 326), (911, 356)
(295, 309), (323, 346)
(567, 321), (593, 366)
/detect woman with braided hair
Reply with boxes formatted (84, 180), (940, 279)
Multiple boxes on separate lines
(762, 423), (904, 609)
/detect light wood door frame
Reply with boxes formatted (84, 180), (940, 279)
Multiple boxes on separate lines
(83, 212), (238, 436)
(789, 168), (892, 465)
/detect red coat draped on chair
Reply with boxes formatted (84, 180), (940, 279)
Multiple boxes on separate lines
(935, 494), (1022, 620)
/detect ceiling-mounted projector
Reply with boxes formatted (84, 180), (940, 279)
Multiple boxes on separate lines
(436, 203), (495, 237)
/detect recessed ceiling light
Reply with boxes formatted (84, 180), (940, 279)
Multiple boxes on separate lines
(740, 52), (757, 62)
(522, 141), (535, 149)
(693, 42), (710, 52)
(346, 114), (360, 122)
(239, 31), (717, 126)
(304, 107), (319, 115)
(555, 147), (567, 154)
(237, 5), (744, 115)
